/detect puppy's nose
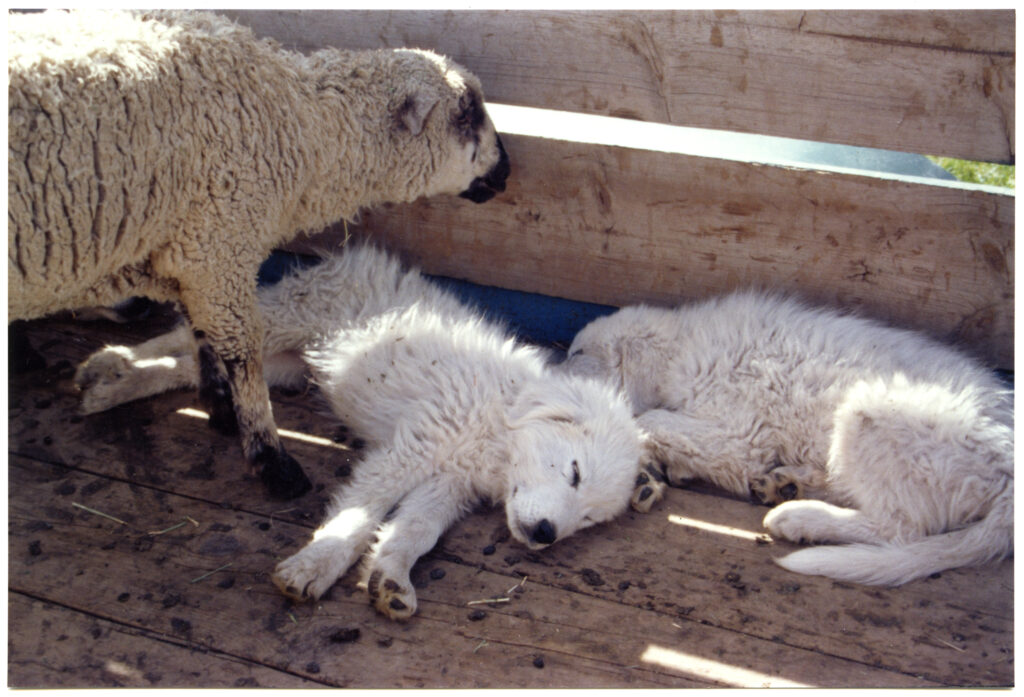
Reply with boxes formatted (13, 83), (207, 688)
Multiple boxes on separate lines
(531, 519), (557, 545)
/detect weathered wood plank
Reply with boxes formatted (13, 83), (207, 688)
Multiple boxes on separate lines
(9, 454), (684, 688)
(434, 488), (1013, 687)
(225, 9), (1014, 162)
(7, 593), (317, 688)
(798, 10), (1015, 52)
(291, 134), (1014, 368)
(8, 454), (938, 688)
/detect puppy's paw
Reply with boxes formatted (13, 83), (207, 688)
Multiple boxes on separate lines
(271, 543), (344, 602)
(750, 467), (802, 507)
(631, 463), (667, 513)
(73, 346), (138, 413)
(366, 569), (417, 620)
(762, 501), (822, 544)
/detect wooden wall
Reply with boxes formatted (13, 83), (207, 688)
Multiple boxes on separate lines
(227, 10), (1014, 368)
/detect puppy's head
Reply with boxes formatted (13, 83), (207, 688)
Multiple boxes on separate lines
(504, 375), (643, 550)
(562, 306), (675, 413)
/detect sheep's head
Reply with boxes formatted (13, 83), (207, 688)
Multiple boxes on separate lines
(385, 49), (509, 204)
(310, 47), (509, 207)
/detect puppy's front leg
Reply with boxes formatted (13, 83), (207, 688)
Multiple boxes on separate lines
(272, 449), (401, 602)
(637, 408), (769, 500)
(362, 477), (465, 620)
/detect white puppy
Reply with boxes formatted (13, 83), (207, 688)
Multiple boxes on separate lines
(74, 245), (643, 619)
(563, 291), (1013, 586)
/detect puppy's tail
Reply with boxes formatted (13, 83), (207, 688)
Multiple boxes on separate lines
(773, 482), (1013, 586)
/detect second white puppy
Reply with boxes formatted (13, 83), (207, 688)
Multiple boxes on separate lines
(563, 291), (1013, 586)
(74, 245), (643, 619)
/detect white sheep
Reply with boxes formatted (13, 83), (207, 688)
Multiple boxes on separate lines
(8, 9), (510, 499)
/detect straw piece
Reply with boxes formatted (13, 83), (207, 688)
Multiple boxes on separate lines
(72, 502), (128, 526)
(190, 562), (232, 584)
(466, 597), (511, 607)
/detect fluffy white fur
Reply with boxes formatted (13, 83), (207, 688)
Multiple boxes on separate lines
(74, 246), (644, 619)
(563, 290), (1013, 586)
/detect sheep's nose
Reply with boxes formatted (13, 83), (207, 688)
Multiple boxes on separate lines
(531, 519), (557, 545)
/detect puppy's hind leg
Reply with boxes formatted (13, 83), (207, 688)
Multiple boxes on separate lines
(763, 500), (884, 545)
(363, 477), (466, 620)
(74, 323), (199, 414)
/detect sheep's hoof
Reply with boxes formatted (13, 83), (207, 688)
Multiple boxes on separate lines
(255, 446), (312, 499)
(206, 401), (239, 436)
(9, 323), (46, 373)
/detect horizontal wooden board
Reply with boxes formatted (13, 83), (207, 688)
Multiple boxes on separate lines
(224, 9), (1015, 162)
(799, 10), (1015, 52)
(8, 452), (939, 689)
(290, 133), (1014, 369)
(7, 594), (318, 688)
(8, 316), (1014, 687)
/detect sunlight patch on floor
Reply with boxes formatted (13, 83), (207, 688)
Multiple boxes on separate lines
(667, 513), (767, 542)
(642, 644), (812, 688)
(104, 659), (144, 682)
(174, 407), (350, 451)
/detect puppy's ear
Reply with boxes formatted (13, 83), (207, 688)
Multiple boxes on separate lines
(395, 88), (440, 136)
(508, 382), (580, 428)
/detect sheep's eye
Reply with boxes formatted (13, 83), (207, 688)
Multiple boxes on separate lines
(452, 91), (484, 142)
(570, 460), (581, 488)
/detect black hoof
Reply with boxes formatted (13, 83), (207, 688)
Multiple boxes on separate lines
(255, 446), (312, 500)
(206, 401), (239, 436)
(9, 323), (46, 373)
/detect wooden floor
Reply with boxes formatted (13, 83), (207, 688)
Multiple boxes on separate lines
(8, 311), (1014, 688)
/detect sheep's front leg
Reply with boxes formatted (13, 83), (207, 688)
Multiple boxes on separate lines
(362, 478), (465, 620)
(180, 285), (311, 500)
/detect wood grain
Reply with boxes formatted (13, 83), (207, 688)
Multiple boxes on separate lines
(225, 9), (1014, 162)
(292, 133), (1014, 368)
(7, 594), (317, 688)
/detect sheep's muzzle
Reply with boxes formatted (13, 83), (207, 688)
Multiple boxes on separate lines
(459, 136), (510, 203)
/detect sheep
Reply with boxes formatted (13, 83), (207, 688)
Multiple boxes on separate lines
(8, 9), (511, 500)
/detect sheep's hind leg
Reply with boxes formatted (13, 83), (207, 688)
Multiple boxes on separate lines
(195, 335), (240, 436)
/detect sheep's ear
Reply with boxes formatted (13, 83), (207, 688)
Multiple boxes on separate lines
(396, 89), (440, 136)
